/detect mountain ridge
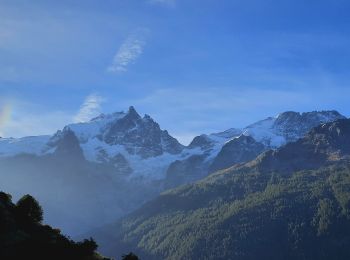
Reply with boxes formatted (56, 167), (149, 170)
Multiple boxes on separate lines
(165, 110), (346, 187)
(0, 109), (345, 182)
(0, 108), (346, 236)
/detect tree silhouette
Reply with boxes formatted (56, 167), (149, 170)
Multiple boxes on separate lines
(122, 252), (139, 260)
(0, 191), (12, 205)
(16, 194), (43, 223)
(1, 191), (113, 259)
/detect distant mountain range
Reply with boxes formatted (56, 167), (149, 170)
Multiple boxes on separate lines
(0, 108), (344, 179)
(0, 108), (346, 236)
(92, 118), (350, 260)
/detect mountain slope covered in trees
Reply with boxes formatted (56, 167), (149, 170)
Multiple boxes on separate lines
(93, 119), (350, 260)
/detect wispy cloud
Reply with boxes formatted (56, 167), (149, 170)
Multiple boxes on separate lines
(107, 29), (149, 73)
(149, 0), (176, 7)
(74, 94), (104, 123)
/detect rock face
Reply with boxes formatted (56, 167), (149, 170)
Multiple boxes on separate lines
(66, 106), (185, 179)
(102, 107), (183, 158)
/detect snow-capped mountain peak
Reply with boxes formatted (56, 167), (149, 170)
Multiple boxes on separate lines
(165, 110), (346, 186)
(0, 109), (346, 181)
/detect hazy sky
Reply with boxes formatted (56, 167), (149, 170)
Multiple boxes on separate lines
(1, 0), (350, 144)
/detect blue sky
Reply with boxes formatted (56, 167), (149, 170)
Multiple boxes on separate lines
(0, 0), (350, 144)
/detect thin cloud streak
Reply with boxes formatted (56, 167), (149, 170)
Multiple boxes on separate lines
(74, 94), (104, 123)
(107, 29), (148, 73)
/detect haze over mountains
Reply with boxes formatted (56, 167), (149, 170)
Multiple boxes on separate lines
(0, 108), (346, 237)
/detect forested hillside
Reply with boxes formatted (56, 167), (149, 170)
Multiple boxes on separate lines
(93, 119), (350, 260)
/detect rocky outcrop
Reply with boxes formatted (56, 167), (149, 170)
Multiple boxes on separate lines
(102, 107), (184, 159)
